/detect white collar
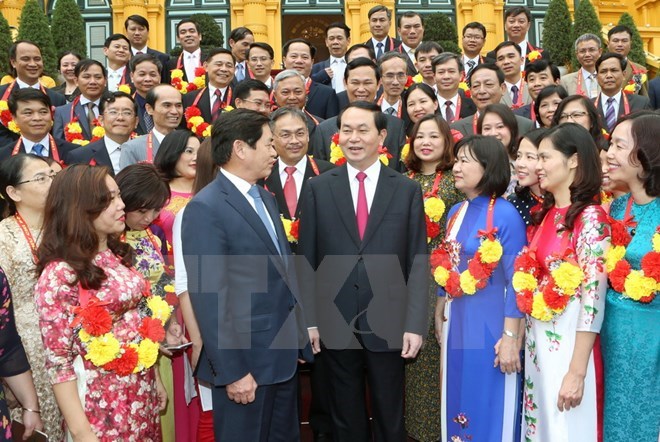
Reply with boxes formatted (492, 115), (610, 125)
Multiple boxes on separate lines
(183, 49), (201, 58)
(382, 98), (400, 110)
(132, 46), (149, 55)
(581, 67), (596, 78)
(505, 78), (523, 90)
(278, 156), (307, 176)
(208, 84), (228, 99)
(152, 128), (166, 143)
(22, 134), (50, 151)
(602, 90), (622, 103)
(220, 167), (253, 196)
(15, 78), (40, 89)
(107, 65), (126, 75)
(437, 93), (459, 107)
(103, 135), (122, 152)
(346, 157), (381, 181)
(330, 56), (346, 64)
(400, 43), (416, 54)
(79, 96), (101, 106)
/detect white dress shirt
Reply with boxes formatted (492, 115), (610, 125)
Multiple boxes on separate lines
(152, 128), (167, 144)
(107, 66), (126, 92)
(400, 43), (417, 64)
(220, 168), (278, 234)
(22, 135), (50, 156)
(346, 159), (381, 213)
(581, 67), (599, 98)
(437, 94), (459, 120)
(15, 78), (41, 89)
(505, 79), (524, 101)
(600, 90), (622, 111)
(518, 42), (529, 71)
(380, 98), (401, 115)
(462, 55), (480, 72)
(103, 136), (122, 175)
(278, 156), (307, 200)
(208, 84), (228, 110)
(132, 46), (150, 56)
(183, 49), (202, 81)
(79, 96), (101, 119)
(330, 56), (347, 93)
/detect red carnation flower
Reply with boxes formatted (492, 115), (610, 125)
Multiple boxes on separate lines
(194, 66), (207, 77)
(609, 260), (631, 292)
(468, 258), (489, 280)
(103, 345), (139, 376)
(515, 251), (540, 277)
(184, 106), (201, 119)
(451, 129), (464, 143)
(543, 282), (570, 310)
(426, 217), (440, 240)
(404, 76), (414, 88)
(336, 158), (346, 166)
(445, 272), (462, 298)
(640, 251), (660, 281)
(638, 294), (655, 303)
(430, 248), (450, 269)
(290, 219), (300, 241)
(138, 317), (166, 342)
(80, 305), (113, 336)
(165, 292), (180, 308)
(516, 291), (533, 314)
(331, 133), (339, 144)
(1, 110), (12, 125)
(609, 220), (632, 246)
(186, 83), (197, 92)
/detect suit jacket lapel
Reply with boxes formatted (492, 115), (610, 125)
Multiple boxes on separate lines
(329, 167), (361, 248)
(295, 157), (317, 219)
(265, 168), (290, 219)
(75, 102), (92, 139)
(200, 89), (212, 122)
(91, 140), (113, 168)
(360, 166), (397, 249)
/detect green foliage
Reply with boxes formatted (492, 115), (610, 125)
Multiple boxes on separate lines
(421, 13), (462, 56)
(169, 14), (224, 57)
(0, 14), (13, 77)
(571, 0), (603, 70)
(17, 0), (58, 76)
(617, 13), (646, 67)
(541, 0), (573, 67)
(51, 0), (87, 59)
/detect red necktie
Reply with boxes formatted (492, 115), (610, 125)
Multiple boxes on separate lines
(283, 166), (297, 217)
(356, 171), (368, 240)
(212, 89), (223, 121)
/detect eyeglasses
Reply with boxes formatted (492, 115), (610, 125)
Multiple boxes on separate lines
(276, 130), (307, 141)
(16, 171), (58, 185)
(382, 73), (407, 82)
(577, 48), (599, 55)
(105, 110), (135, 118)
(558, 111), (588, 122)
(242, 99), (271, 111)
(463, 34), (484, 41)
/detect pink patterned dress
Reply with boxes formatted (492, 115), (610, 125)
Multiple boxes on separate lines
(35, 249), (161, 442)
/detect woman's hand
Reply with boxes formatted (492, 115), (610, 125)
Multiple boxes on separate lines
(165, 320), (185, 346)
(21, 408), (44, 440)
(434, 298), (446, 346)
(155, 373), (168, 412)
(557, 370), (585, 412)
(493, 336), (521, 374)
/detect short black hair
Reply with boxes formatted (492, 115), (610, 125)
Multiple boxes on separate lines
(462, 22), (486, 38)
(608, 25), (632, 40)
(404, 82), (438, 107)
(129, 53), (163, 73)
(344, 57), (380, 82)
(176, 19), (200, 35)
(346, 44), (375, 62)
(596, 52), (627, 72)
(8, 88), (51, 116)
(99, 91), (138, 115)
(477, 103), (519, 158)
(432, 52), (464, 73)
(104, 33), (131, 49)
(211, 109), (270, 166)
(57, 51), (82, 69)
(282, 38), (316, 59)
(534, 85), (568, 126)
(494, 40), (522, 57)
(205, 47), (236, 64)
(524, 59), (560, 82)
(229, 27), (254, 43)
(269, 107), (308, 128)
(115, 163), (170, 213)
(326, 22), (351, 39)
(337, 101), (387, 133)
(397, 11), (424, 28)
(234, 79), (270, 100)
(74, 59), (107, 79)
(153, 129), (202, 182)
(416, 41), (443, 57)
(368, 5), (391, 20)
(469, 63), (505, 85)
(248, 42), (275, 60)
(124, 14), (149, 31)
(454, 135), (511, 197)
(504, 6), (531, 22)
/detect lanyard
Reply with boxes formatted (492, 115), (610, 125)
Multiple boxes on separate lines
(13, 134), (60, 163)
(408, 171), (443, 199)
(146, 132), (154, 163)
(377, 96), (403, 119)
(595, 93), (630, 120)
(14, 213), (39, 264)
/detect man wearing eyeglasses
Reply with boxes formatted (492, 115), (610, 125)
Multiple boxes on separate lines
(67, 92), (139, 175)
(377, 53), (410, 125)
(461, 22), (495, 78)
(245, 43), (275, 89)
(0, 89), (77, 163)
(560, 34), (603, 98)
(234, 79), (272, 116)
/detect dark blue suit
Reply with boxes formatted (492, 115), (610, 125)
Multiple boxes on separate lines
(182, 171), (312, 441)
(66, 138), (116, 176)
(310, 59), (332, 86)
(53, 99), (96, 142)
(305, 81), (339, 119)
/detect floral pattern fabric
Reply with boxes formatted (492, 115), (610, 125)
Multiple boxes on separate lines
(35, 250), (161, 441)
(523, 205), (610, 442)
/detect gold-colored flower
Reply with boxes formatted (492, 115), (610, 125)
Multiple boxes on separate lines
(606, 245), (626, 272)
(137, 339), (160, 370)
(147, 296), (172, 323)
(92, 126), (105, 138)
(171, 69), (184, 79)
(412, 74), (424, 84)
(513, 271), (537, 292)
(424, 197), (446, 222)
(531, 293), (553, 321)
(459, 271), (478, 294)
(479, 239), (503, 264)
(118, 84), (132, 94)
(434, 266), (450, 286)
(85, 333), (120, 366)
(624, 270), (656, 301)
(551, 262), (584, 294)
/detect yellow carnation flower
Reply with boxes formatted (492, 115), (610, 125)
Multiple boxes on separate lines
(193, 75), (206, 89)
(117, 84), (132, 94)
(551, 262), (584, 294)
(330, 143), (345, 164)
(379, 153), (390, 166)
(531, 293), (553, 321)
(73, 139), (89, 146)
(7, 121), (20, 134)
(79, 329), (92, 343)
(0, 100), (7, 111)
(137, 339), (160, 370)
(652, 232), (660, 253)
(412, 74), (424, 84)
(188, 116), (204, 127)
(400, 143), (410, 162)
(68, 122), (82, 134)
(624, 270), (657, 301)
(164, 284), (175, 293)
(171, 69), (184, 79)
(459, 271), (478, 295)
(224, 105), (234, 112)
(281, 217), (295, 243)
(147, 296), (172, 323)
(202, 126), (212, 137)
(606, 245), (626, 272)
(479, 239), (503, 264)
(458, 82), (469, 92)
(85, 333), (120, 366)
(434, 266), (450, 286)
(623, 83), (636, 93)
(92, 126), (105, 138)
(424, 197), (446, 222)
(512, 271), (537, 292)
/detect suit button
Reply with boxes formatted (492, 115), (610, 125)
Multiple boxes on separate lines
(353, 284), (359, 290)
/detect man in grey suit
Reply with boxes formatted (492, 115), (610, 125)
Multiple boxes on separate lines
(310, 58), (407, 170)
(119, 84), (183, 169)
(451, 63), (534, 137)
(560, 34), (603, 98)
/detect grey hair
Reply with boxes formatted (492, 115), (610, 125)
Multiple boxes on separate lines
(574, 33), (602, 51)
(269, 107), (308, 130)
(273, 69), (306, 91)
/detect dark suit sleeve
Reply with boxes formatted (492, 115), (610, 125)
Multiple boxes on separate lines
(310, 122), (330, 161)
(325, 91), (339, 119)
(311, 62), (332, 85)
(296, 182), (319, 327)
(52, 106), (67, 142)
(403, 182), (429, 335)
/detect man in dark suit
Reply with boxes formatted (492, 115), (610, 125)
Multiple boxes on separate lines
(607, 25), (648, 96)
(124, 14), (171, 84)
(67, 91), (139, 176)
(53, 59), (107, 143)
(0, 89), (76, 162)
(272, 69), (324, 140)
(394, 11), (425, 76)
(0, 40), (66, 146)
(181, 109), (315, 441)
(182, 48), (235, 124)
(298, 101), (428, 442)
(311, 58), (407, 169)
(311, 22), (351, 94)
(228, 27), (254, 84)
(461, 22), (495, 78)
(513, 60), (560, 120)
(595, 53), (651, 133)
(486, 6), (550, 68)
(167, 19), (203, 83)
(283, 38), (340, 119)
(433, 52), (477, 123)
(335, 45), (378, 112)
(365, 5), (401, 59)
(377, 53), (411, 125)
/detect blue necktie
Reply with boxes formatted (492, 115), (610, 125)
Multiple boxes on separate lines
(31, 143), (46, 157)
(376, 42), (384, 59)
(144, 112), (154, 133)
(236, 63), (245, 82)
(511, 85), (519, 105)
(605, 97), (617, 132)
(247, 185), (281, 255)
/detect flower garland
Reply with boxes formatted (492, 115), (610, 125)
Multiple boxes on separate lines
(280, 215), (300, 243)
(328, 133), (393, 166)
(117, 84), (132, 94)
(72, 280), (173, 376)
(412, 73), (424, 84)
(404, 75), (414, 90)
(458, 81), (471, 98)
(624, 66), (647, 95)
(527, 50), (543, 63)
(0, 100), (19, 134)
(184, 106), (213, 138)
(431, 196), (503, 297)
(513, 213), (584, 321)
(605, 199), (659, 303)
(408, 172), (446, 243)
(64, 118), (105, 145)
(171, 67), (207, 94)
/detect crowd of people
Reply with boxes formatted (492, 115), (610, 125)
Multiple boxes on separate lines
(0, 5), (658, 442)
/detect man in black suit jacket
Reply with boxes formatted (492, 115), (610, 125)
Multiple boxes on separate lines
(272, 69), (324, 140)
(124, 15), (171, 84)
(167, 19), (203, 83)
(461, 22), (496, 77)
(595, 53), (652, 133)
(394, 11), (425, 76)
(298, 101), (428, 441)
(311, 22), (351, 94)
(433, 53), (478, 123)
(0, 40), (66, 146)
(67, 91), (139, 176)
(0, 89), (76, 163)
(311, 58), (407, 170)
(182, 109), (315, 441)
(282, 38), (340, 119)
(486, 6), (550, 68)
(365, 5), (401, 60)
